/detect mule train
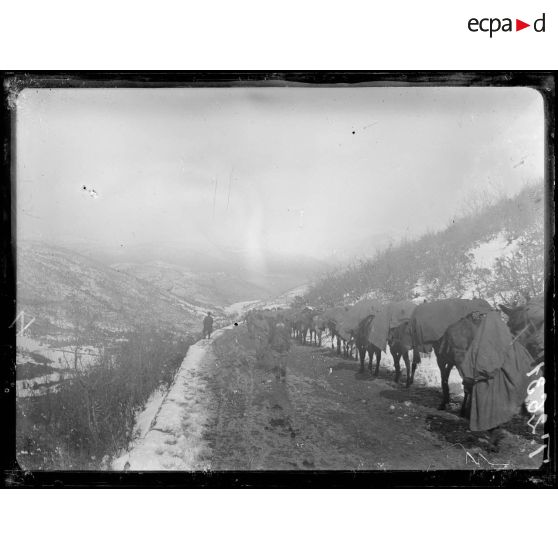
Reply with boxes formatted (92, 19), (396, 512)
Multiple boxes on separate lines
(244, 295), (544, 448)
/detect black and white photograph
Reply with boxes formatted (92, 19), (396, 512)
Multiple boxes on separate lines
(3, 73), (553, 483)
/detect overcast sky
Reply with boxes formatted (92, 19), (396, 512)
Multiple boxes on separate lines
(16, 86), (544, 262)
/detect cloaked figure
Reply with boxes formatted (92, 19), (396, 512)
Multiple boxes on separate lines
(269, 320), (291, 382)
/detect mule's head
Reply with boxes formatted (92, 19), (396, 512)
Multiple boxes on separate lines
(499, 304), (522, 335)
(499, 303), (544, 361)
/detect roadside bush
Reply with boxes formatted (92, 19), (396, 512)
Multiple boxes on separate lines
(16, 328), (193, 470)
(491, 221), (545, 304)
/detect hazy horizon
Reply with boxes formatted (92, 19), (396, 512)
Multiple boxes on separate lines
(16, 86), (544, 270)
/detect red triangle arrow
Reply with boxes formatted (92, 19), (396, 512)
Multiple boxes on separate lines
(516, 19), (530, 31)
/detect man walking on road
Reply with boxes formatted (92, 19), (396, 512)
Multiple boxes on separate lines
(202, 312), (214, 339)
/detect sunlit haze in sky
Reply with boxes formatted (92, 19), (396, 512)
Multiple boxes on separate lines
(17, 86), (543, 263)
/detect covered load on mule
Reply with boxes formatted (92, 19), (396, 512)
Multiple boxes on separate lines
(321, 305), (352, 354)
(460, 311), (532, 431)
(410, 298), (493, 354)
(321, 305), (352, 339)
(322, 305), (349, 327)
(336, 299), (381, 340)
(367, 300), (417, 352)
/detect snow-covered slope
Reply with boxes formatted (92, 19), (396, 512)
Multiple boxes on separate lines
(112, 261), (271, 309)
(17, 241), (209, 339)
(306, 185), (544, 307)
(112, 325), (234, 471)
(468, 232), (520, 269)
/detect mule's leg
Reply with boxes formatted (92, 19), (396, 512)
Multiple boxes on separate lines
(411, 350), (420, 385)
(374, 349), (381, 376)
(438, 360), (451, 410)
(393, 350), (401, 383)
(411, 350), (419, 383)
(402, 351), (412, 387)
(460, 391), (470, 418)
(358, 345), (366, 373)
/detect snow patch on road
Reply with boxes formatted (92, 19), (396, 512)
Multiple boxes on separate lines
(132, 386), (167, 440)
(112, 326), (233, 471)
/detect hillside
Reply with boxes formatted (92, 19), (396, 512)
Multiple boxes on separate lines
(305, 184), (545, 307)
(111, 261), (293, 308)
(108, 251), (328, 309)
(17, 242), (209, 342)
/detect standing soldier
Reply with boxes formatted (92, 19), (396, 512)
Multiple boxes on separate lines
(202, 312), (214, 339)
(269, 317), (291, 382)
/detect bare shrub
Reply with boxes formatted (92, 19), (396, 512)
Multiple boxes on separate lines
(306, 183), (544, 308)
(16, 328), (193, 470)
(492, 222), (545, 304)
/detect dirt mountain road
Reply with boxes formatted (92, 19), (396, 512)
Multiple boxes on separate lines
(205, 324), (542, 471)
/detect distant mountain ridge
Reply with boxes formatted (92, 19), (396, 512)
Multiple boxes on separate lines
(16, 239), (330, 340)
(17, 241), (209, 340)
(111, 261), (273, 307)
(51, 238), (331, 276)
